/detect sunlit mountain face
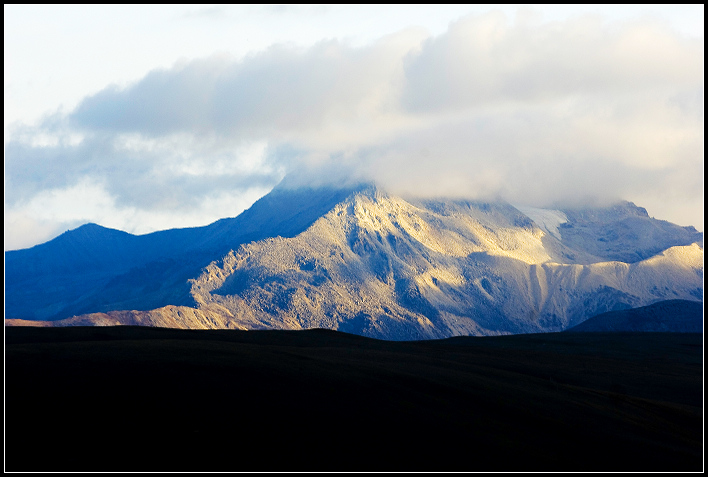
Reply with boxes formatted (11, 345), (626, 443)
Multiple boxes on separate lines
(5, 182), (702, 339)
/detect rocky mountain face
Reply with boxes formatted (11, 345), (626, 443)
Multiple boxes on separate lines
(5, 183), (703, 339)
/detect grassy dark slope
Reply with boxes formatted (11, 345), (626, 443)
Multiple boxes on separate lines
(5, 327), (703, 472)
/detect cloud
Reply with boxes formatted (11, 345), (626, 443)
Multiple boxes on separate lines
(5, 10), (704, 250)
(68, 29), (423, 141)
(401, 13), (702, 112)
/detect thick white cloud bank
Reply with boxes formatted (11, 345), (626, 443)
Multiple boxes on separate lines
(4, 7), (704, 250)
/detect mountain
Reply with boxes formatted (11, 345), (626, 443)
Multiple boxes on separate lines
(5, 182), (703, 339)
(566, 299), (703, 332)
(5, 185), (355, 321)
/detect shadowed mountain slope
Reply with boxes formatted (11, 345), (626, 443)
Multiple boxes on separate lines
(566, 299), (703, 332)
(5, 184), (361, 321)
(557, 203), (703, 263)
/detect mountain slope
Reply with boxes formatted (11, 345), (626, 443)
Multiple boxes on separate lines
(556, 203), (703, 263)
(185, 187), (702, 338)
(5, 184), (362, 320)
(566, 299), (703, 332)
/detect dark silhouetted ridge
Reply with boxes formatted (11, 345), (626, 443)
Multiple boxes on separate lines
(567, 299), (703, 332)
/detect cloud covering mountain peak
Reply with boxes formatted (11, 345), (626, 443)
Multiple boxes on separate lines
(5, 9), (703, 250)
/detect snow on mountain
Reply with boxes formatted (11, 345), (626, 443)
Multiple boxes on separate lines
(184, 187), (702, 338)
(5, 183), (703, 339)
(512, 205), (567, 240)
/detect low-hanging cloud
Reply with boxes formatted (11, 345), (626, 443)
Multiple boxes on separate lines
(5, 10), (703, 250)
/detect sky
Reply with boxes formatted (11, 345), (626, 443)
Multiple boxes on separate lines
(4, 5), (704, 251)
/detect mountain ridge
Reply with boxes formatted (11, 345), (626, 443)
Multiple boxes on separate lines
(566, 299), (703, 332)
(5, 182), (703, 338)
(5, 183), (365, 321)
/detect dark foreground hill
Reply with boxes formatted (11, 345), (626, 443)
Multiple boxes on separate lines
(5, 326), (702, 472)
(566, 299), (703, 332)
